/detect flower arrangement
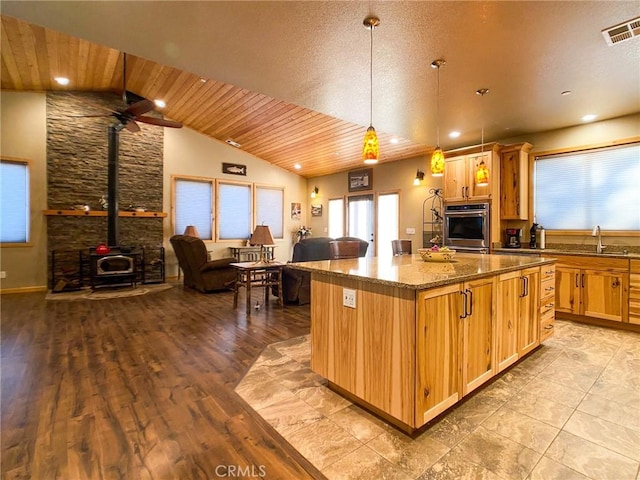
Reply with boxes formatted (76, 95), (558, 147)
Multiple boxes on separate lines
(295, 225), (312, 240)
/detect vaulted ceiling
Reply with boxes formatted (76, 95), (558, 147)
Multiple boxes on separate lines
(1, 2), (639, 178)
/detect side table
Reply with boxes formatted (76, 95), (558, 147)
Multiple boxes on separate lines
(231, 261), (285, 316)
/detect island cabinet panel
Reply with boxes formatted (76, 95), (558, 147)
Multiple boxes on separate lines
(416, 284), (461, 425)
(461, 277), (495, 396)
(496, 266), (541, 373)
(630, 260), (640, 325)
(310, 274), (416, 427)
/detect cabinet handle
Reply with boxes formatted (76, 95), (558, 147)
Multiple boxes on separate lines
(520, 276), (527, 297)
(581, 273), (585, 288)
(545, 303), (554, 308)
(516, 203), (520, 215)
(544, 324), (554, 330)
(466, 186), (470, 198)
(525, 276), (529, 297)
(459, 291), (468, 319)
(462, 186), (465, 198)
(575, 273), (579, 288)
(545, 270), (554, 275)
(545, 286), (555, 292)
(465, 288), (473, 316)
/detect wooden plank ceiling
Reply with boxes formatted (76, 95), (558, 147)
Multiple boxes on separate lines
(1, 15), (431, 178)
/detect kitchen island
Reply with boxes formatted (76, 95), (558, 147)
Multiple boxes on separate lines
(288, 253), (556, 432)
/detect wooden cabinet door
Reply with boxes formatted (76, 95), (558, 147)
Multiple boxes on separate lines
(443, 156), (467, 201)
(461, 277), (494, 395)
(555, 266), (580, 314)
(582, 269), (627, 322)
(466, 152), (492, 200)
(500, 148), (527, 219)
(416, 284), (462, 426)
(518, 267), (540, 356)
(496, 271), (520, 372)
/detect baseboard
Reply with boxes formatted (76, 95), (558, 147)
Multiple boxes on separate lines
(556, 312), (640, 333)
(0, 285), (48, 294)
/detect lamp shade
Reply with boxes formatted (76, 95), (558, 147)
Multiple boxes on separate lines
(362, 126), (379, 164)
(430, 148), (445, 176)
(250, 225), (275, 246)
(183, 225), (200, 237)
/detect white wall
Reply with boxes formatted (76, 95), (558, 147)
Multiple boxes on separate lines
(0, 92), (48, 290)
(0, 91), (309, 290)
(162, 127), (308, 276)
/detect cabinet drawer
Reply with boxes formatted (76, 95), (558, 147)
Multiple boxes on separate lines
(540, 315), (555, 342)
(541, 277), (556, 299)
(540, 298), (555, 316)
(541, 264), (556, 281)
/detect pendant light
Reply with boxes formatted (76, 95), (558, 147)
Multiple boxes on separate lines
(475, 88), (490, 187)
(430, 59), (446, 176)
(362, 16), (380, 164)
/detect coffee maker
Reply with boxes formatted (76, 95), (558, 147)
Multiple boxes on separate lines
(505, 228), (522, 248)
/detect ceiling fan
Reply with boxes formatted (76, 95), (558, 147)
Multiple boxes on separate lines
(71, 52), (183, 132)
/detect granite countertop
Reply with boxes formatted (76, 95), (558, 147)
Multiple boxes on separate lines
(288, 253), (555, 290)
(493, 247), (640, 260)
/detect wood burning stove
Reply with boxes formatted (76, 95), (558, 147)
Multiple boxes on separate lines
(89, 247), (139, 289)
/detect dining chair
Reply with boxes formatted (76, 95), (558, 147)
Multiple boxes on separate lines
(329, 241), (362, 259)
(391, 239), (412, 255)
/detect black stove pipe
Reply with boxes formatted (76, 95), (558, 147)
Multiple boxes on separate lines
(107, 124), (120, 246)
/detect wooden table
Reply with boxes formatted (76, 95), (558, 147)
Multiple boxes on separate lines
(229, 246), (276, 262)
(231, 261), (285, 316)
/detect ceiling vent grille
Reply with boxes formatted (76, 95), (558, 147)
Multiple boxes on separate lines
(602, 17), (640, 46)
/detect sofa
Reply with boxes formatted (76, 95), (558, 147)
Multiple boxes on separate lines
(169, 235), (237, 293)
(281, 236), (368, 304)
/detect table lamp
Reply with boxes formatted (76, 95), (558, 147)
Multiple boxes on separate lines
(183, 225), (200, 237)
(249, 225), (275, 265)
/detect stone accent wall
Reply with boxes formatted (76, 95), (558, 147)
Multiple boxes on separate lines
(46, 92), (164, 252)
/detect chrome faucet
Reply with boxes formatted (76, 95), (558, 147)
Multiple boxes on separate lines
(592, 225), (606, 254)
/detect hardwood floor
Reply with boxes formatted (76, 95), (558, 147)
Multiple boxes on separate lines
(1, 283), (324, 479)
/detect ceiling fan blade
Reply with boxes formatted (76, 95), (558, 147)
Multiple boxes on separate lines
(136, 116), (183, 128)
(124, 99), (155, 117)
(124, 120), (141, 133)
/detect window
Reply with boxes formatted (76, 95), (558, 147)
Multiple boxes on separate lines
(255, 185), (284, 239)
(377, 192), (399, 257)
(217, 180), (252, 240)
(328, 197), (344, 238)
(0, 158), (30, 244)
(534, 143), (640, 230)
(173, 176), (214, 239)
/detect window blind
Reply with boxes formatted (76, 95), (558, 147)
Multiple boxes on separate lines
(174, 178), (213, 239)
(218, 182), (251, 240)
(534, 143), (640, 230)
(255, 186), (283, 238)
(0, 161), (29, 243)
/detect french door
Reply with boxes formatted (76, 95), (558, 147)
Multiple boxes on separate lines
(347, 194), (374, 257)
(346, 192), (399, 257)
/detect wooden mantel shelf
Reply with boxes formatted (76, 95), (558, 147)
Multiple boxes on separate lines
(44, 209), (167, 218)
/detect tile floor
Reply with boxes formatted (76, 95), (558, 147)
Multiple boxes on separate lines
(235, 320), (640, 479)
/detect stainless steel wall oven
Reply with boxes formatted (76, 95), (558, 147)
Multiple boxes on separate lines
(443, 203), (490, 253)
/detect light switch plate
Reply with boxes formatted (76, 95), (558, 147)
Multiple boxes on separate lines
(343, 288), (356, 308)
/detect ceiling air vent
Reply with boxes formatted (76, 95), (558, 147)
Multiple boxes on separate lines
(602, 17), (640, 46)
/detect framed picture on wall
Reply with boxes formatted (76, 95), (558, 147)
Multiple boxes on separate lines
(291, 202), (301, 220)
(311, 204), (323, 217)
(348, 168), (373, 192)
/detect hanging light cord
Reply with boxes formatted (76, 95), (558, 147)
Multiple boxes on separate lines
(369, 23), (373, 127)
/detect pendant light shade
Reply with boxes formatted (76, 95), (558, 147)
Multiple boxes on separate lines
(475, 88), (490, 187)
(362, 16), (380, 164)
(430, 59), (446, 176)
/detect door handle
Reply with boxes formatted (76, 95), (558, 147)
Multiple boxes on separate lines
(459, 290), (468, 319)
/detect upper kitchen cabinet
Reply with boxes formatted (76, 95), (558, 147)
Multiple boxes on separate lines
(500, 143), (533, 220)
(443, 143), (500, 202)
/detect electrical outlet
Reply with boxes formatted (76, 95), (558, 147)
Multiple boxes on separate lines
(343, 288), (356, 308)
(0, 271), (6, 279)
(406, 227), (416, 235)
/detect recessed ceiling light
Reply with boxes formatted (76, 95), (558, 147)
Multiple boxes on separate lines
(154, 99), (166, 108)
(561, 90), (572, 96)
(225, 139), (242, 148)
(449, 131), (461, 138)
(582, 114), (598, 122)
(54, 77), (70, 86)
(199, 78), (207, 83)
(390, 137), (399, 144)
(294, 164), (302, 170)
